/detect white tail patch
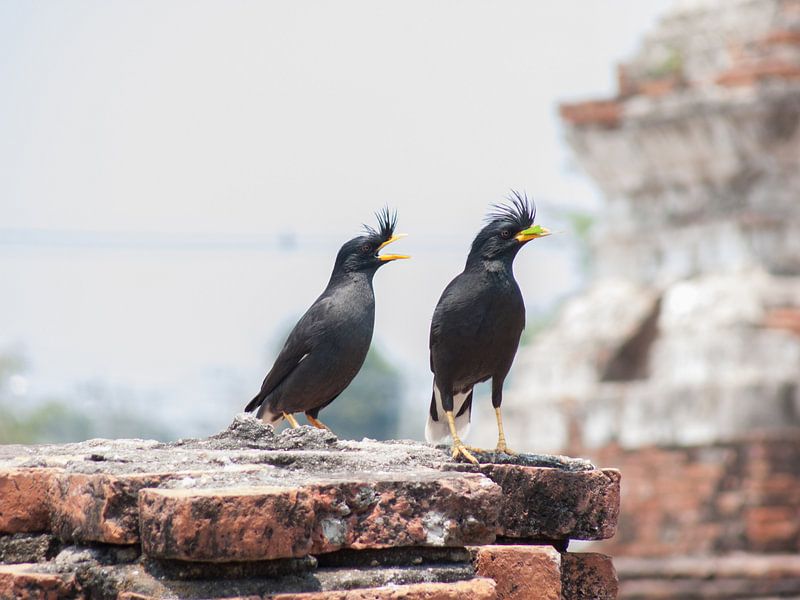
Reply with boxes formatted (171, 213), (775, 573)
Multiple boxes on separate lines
(425, 384), (471, 444)
(256, 402), (283, 424)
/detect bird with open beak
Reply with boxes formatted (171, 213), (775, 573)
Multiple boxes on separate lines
(245, 208), (409, 431)
(425, 192), (551, 463)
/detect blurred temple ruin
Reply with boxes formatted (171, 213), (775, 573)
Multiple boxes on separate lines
(482, 0), (800, 596)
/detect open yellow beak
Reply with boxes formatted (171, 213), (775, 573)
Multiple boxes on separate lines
(377, 233), (410, 261)
(515, 225), (551, 243)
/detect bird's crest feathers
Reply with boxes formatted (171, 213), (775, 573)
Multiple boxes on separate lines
(486, 190), (536, 229)
(362, 207), (398, 241)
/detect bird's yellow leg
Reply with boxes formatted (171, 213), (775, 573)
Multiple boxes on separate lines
(494, 406), (516, 455)
(445, 411), (478, 464)
(283, 413), (300, 428)
(306, 415), (332, 431)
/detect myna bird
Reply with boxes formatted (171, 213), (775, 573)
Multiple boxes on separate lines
(245, 209), (409, 431)
(425, 192), (551, 463)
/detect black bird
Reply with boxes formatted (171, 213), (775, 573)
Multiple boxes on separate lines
(425, 193), (550, 463)
(245, 209), (409, 430)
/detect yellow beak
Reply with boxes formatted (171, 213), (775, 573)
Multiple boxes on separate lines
(515, 225), (551, 243)
(377, 233), (410, 261)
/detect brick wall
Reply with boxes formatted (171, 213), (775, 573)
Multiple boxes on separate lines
(0, 416), (620, 599)
(589, 431), (800, 559)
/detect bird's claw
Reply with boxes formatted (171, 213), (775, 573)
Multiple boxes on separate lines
(495, 444), (517, 455)
(451, 443), (479, 465)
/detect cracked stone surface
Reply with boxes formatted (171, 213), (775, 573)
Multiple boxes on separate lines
(0, 417), (620, 597)
(0, 416), (619, 557)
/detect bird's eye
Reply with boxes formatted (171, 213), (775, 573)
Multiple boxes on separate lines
(361, 243), (373, 253)
(500, 230), (511, 239)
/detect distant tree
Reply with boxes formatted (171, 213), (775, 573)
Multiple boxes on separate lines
(317, 346), (404, 440)
(0, 350), (171, 444)
(266, 330), (405, 440)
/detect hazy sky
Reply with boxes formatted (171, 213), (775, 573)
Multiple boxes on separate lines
(0, 0), (674, 437)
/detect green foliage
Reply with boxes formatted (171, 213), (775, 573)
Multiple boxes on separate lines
(313, 346), (404, 440)
(520, 304), (563, 347)
(564, 210), (596, 276)
(646, 48), (683, 79)
(0, 349), (171, 444)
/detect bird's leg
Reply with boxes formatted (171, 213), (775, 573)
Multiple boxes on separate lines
(494, 406), (516, 455)
(305, 415), (331, 431)
(491, 377), (515, 454)
(445, 411), (478, 464)
(283, 412), (300, 428)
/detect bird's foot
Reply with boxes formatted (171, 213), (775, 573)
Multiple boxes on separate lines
(283, 413), (300, 428)
(495, 443), (517, 455)
(464, 445), (492, 454)
(306, 415), (331, 431)
(451, 442), (479, 465)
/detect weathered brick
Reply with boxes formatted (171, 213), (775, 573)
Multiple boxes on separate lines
(309, 475), (500, 553)
(478, 465), (620, 541)
(0, 563), (79, 599)
(139, 486), (315, 562)
(561, 552), (618, 600)
(0, 469), (55, 534)
(471, 545), (561, 600)
(269, 578), (497, 599)
(139, 473), (501, 562)
(559, 100), (622, 128)
(50, 472), (169, 544)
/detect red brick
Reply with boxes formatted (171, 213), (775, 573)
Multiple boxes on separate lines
(0, 563), (78, 599)
(561, 552), (618, 600)
(50, 472), (169, 544)
(477, 465), (620, 541)
(639, 76), (682, 98)
(559, 100), (622, 128)
(764, 308), (800, 336)
(762, 29), (800, 46)
(139, 473), (501, 562)
(471, 545), (561, 600)
(0, 469), (55, 534)
(269, 578), (497, 599)
(716, 60), (800, 87)
(745, 506), (800, 549)
(139, 486), (315, 561)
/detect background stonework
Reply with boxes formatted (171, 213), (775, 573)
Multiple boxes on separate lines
(468, 0), (800, 597)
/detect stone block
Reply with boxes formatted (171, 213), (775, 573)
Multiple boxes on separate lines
(268, 579), (497, 599)
(139, 473), (501, 562)
(478, 465), (620, 540)
(471, 545), (561, 600)
(50, 472), (169, 544)
(561, 552), (618, 600)
(0, 563), (78, 599)
(0, 469), (55, 534)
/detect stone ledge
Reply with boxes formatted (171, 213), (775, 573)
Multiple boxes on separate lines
(0, 563), (79, 599)
(616, 554), (800, 599)
(139, 474), (500, 562)
(267, 579), (498, 600)
(0, 545), (616, 599)
(0, 417), (620, 557)
(0, 418), (620, 598)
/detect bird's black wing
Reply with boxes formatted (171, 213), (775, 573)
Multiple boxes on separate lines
(244, 295), (331, 412)
(429, 272), (487, 371)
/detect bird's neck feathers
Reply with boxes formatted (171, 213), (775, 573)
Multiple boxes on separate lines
(464, 251), (518, 276)
(325, 267), (375, 291)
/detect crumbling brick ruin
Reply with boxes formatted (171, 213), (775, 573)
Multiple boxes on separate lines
(0, 417), (620, 599)
(472, 0), (800, 597)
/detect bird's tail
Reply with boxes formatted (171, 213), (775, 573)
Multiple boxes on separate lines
(244, 392), (263, 414)
(244, 391), (283, 423)
(425, 384), (472, 444)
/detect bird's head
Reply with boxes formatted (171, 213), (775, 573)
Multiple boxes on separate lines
(468, 191), (551, 263)
(335, 208), (410, 275)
